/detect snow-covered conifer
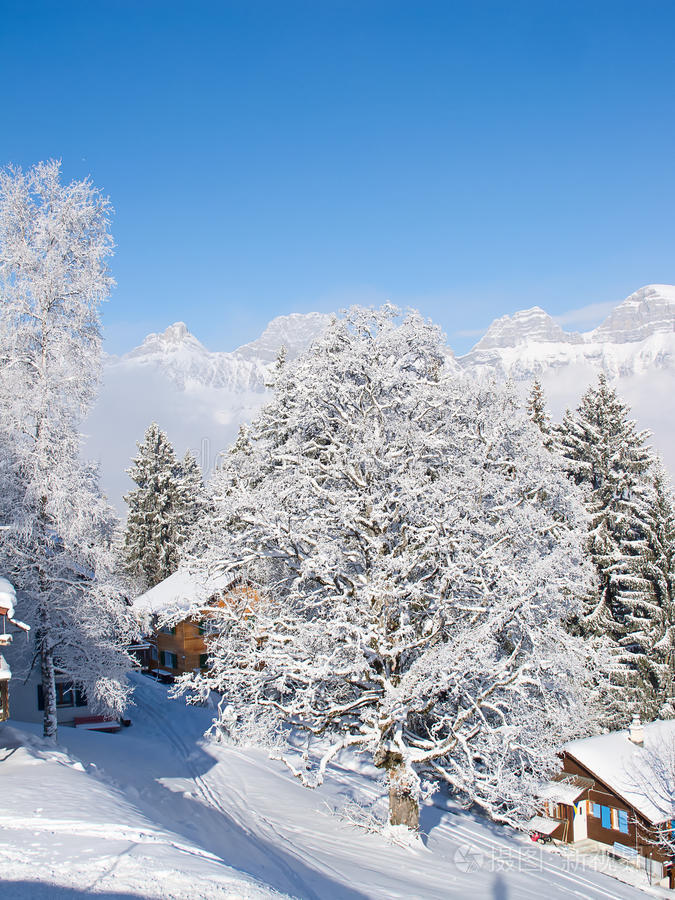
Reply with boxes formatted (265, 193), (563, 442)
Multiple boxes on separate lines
(124, 428), (208, 587)
(178, 306), (595, 831)
(123, 423), (183, 588)
(556, 374), (667, 725)
(0, 160), (135, 738)
(526, 379), (552, 448)
(639, 464), (675, 717)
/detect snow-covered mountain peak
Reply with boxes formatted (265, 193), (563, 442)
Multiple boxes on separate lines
(126, 321), (207, 359)
(589, 284), (675, 343)
(108, 311), (333, 395)
(473, 306), (582, 351)
(235, 311), (333, 362)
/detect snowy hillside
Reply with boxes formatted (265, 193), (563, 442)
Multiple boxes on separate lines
(0, 673), (656, 899)
(85, 286), (675, 511)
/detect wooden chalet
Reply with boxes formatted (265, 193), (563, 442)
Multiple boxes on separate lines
(531, 717), (675, 887)
(133, 568), (258, 679)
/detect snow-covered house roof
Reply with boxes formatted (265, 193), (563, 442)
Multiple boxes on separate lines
(0, 576), (29, 635)
(564, 719), (675, 824)
(0, 577), (17, 618)
(133, 568), (233, 619)
(539, 774), (592, 806)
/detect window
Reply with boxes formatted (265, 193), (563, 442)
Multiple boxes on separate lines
(199, 653), (208, 668)
(589, 802), (601, 818)
(160, 625), (176, 635)
(150, 645), (158, 660)
(159, 650), (177, 669)
(37, 681), (87, 710)
(618, 810), (629, 834)
(197, 621), (207, 636)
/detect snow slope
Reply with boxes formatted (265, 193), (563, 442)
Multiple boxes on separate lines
(0, 673), (661, 899)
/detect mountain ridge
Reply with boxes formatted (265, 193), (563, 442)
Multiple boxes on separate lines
(89, 285), (675, 510)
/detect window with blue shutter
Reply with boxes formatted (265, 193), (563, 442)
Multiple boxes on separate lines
(601, 806), (611, 829)
(618, 810), (628, 833)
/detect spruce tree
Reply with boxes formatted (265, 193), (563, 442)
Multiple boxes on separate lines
(124, 429), (210, 588)
(640, 464), (675, 716)
(556, 374), (665, 725)
(174, 449), (211, 547)
(526, 378), (552, 448)
(123, 423), (183, 588)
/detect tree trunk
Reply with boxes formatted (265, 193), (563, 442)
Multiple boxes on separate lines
(388, 764), (419, 831)
(41, 641), (57, 740)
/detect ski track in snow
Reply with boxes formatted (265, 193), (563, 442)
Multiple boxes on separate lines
(131, 681), (320, 900)
(1, 672), (663, 899)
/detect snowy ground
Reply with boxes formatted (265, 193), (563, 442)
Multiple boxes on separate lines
(0, 673), (665, 899)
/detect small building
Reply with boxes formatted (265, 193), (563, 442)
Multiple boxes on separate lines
(133, 568), (257, 679)
(532, 717), (675, 886)
(0, 576), (29, 722)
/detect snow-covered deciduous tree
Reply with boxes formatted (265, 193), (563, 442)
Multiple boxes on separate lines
(178, 306), (596, 831)
(555, 375), (671, 726)
(0, 160), (135, 739)
(124, 426), (208, 588)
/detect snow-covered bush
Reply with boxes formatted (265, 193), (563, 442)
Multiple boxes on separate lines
(178, 306), (596, 830)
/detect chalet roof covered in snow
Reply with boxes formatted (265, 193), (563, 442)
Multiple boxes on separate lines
(0, 576), (17, 618)
(540, 774), (592, 806)
(564, 719), (675, 824)
(133, 567), (233, 618)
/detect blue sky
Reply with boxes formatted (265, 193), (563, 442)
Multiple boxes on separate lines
(2, 0), (674, 355)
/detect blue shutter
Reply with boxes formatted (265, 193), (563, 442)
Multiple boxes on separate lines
(601, 806), (611, 829)
(618, 810), (628, 834)
(592, 803), (601, 818)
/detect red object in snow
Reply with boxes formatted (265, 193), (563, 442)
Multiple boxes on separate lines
(73, 715), (120, 732)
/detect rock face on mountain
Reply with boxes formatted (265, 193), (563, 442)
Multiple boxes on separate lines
(589, 284), (675, 344)
(472, 307), (583, 351)
(235, 312), (334, 363)
(458, 284), (675, 380)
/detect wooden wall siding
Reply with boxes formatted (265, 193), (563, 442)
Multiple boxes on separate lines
(153, 620), (208, 676)
(148, 586), (261, 677)
(562, 752), (668, 864)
